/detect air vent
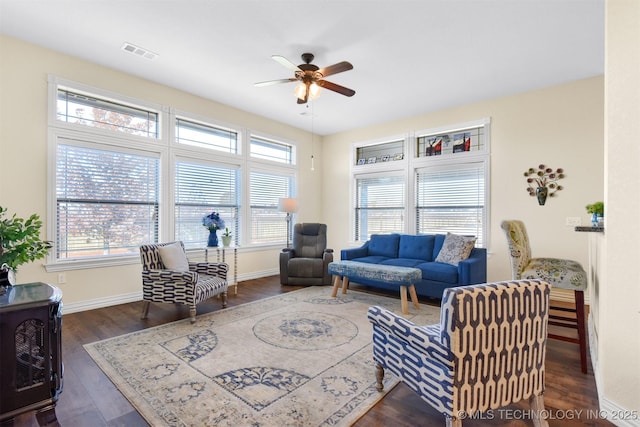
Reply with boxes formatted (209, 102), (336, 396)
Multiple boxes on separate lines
(121, 42), (158, 60)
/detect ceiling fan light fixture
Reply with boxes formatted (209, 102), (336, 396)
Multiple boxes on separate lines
(294, 82), (307, 100)
(309, 82), (321, 99)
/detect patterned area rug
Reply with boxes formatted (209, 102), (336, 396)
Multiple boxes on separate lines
(84, 287), (440, 426)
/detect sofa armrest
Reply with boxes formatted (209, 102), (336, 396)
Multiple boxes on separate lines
(340, 242), (369, 260)
(322, 249), (334, 285)
(279, 249), (294, 284)
(189, 262), (228, 279)
(457, 247), (487, 285)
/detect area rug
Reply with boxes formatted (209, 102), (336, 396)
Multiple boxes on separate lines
(84, 286), (440, 426)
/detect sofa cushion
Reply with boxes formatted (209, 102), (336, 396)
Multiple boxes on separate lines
(351, 256), (392, 264)
(435, 233), (477, 266)
(398, 234), (435, 261)
(368, 234), (400, 258)
(417, 262), (459, 284)
(381, 258), (425, 268)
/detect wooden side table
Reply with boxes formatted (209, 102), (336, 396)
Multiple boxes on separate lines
(204, 246), (239, 294)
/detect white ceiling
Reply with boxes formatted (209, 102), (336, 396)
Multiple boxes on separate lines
(0, 0), (604, 135)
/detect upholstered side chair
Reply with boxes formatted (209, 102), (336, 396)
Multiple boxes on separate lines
(501, 219), (588, 373)
(279, 223), (333, 285)
(139, 241), (228, 323)
(368, 279), (552, 427)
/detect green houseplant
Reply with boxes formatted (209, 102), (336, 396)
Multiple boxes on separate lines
(0, 206), (52, 271)
(221, 227), (232, 247)
(585, 201), (604, 226)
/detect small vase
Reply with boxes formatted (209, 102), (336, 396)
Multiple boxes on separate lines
(592, 213), (603, 227)
(536, 186), (548, 206)
(222, 236), (232, 247)
(207, 230), (219, 247)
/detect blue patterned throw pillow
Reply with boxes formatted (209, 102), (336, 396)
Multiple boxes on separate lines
(434, 232), (476, 266)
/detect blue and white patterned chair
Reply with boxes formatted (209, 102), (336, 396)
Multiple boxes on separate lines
(501, 220), (588, 374)
(140, 241), (228, 323)
(368, 280), (551, 427)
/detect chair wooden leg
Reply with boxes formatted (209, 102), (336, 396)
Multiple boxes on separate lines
(190, 307), (196, 324)
(575, 290), (588, 374)
(221, 291), (228, 308)
(530, 393), (550, 427)
(446, 417), (462, 427)
(375, 362), (384, 391)
(140, 301), (150, 319)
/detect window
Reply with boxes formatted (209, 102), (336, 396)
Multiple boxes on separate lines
(175, 160), (240, 248)
(249, 170), (294, 244)
(175, 118), (238, 154)
(350, 119), (490, 246)
(57, 89), (158, 138)
(415, 163), (486, 246)
(250, 136), (294, 164)
(354, 174), (405, 241)
(56, 141), (159, 260)
(48, 77), (300, 269)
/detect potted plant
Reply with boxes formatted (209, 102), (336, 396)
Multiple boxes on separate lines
(221, 228), (233, 247)
(585, 202), (604, 226)
(0, 206), (52, 272)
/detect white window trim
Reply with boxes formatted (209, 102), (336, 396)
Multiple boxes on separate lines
(348, 119), (491, 247)
(45, 77), (300, 271)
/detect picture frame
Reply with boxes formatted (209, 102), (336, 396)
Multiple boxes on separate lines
(382, 154), (390, 162)
(367, 157), (377, 164)
(393, 153), (404, 160)
(357, 158), (366, 165)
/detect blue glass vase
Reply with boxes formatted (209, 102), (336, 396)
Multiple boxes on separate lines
(207, 230), (218, 247)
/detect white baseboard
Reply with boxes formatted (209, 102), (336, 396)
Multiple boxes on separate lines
(62, 269), (279, 315)
(589, 313), (640, 427)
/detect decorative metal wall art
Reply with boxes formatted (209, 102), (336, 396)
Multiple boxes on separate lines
(524, 164), (564, 205)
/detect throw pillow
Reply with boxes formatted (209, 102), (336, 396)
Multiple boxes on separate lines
(435, 233), (476, 266)
(157, 242), (190, 271)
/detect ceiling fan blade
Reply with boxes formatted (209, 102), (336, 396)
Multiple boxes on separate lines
(318, 61), (353, 78)
(317, 80), (356, 97)
(254, 78), (297, 87)
(272, 55), (301, 72)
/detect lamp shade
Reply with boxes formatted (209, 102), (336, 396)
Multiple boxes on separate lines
(278, 198), (298, 213)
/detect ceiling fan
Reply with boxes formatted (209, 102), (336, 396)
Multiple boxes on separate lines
(254, 53), (355, 104)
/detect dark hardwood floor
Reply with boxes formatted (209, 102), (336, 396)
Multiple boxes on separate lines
(12, 276), (610, 426)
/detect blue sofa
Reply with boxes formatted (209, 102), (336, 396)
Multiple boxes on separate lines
(340, 233), (487, 299)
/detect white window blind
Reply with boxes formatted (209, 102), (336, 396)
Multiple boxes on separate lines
(57, 89), (158, 138)
(354, 174), (405, 241)
(415, 163), (485, 246)
(56, 142), (160, 260)
(175, 160), (239, 247)
(250, 136), (293, 164)
(175, 118), (238, 154)
(250, 171), (293, 244)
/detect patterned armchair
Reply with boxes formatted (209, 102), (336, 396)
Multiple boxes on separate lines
(140, 241), (228, 323)
(279, 223), (334, 285)
(368, 280), (551, 427)
(501, 220), (588, 373)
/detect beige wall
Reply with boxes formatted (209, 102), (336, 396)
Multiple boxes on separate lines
(601, 0), (640, 417)
(0, 35), (324, 308)
(323, 77), (605, 290)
